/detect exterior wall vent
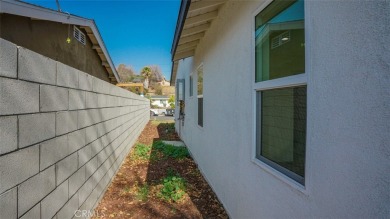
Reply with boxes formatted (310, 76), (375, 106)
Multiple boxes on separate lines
(74, 26), (86, 45)
(271, 31), (290, 49)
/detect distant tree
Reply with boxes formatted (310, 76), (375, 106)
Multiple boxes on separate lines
(141, 66), (152, 88)
(117, 64), (135, 82)
(168, 95), (175, 108)
(149, 65), (164, 82)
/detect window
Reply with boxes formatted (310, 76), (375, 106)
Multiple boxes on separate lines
(176, 79), (185, 117)
(254, 0), (306, 185)
(189, 75), (193, 97)
(197, 65), (203, 127)
(73, 26), (86, 45)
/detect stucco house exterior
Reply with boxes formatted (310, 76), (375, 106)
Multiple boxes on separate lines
(0, 0), (120, 83)
(171, 0), (389, 218)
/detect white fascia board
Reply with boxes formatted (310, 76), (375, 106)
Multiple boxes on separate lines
(0, 0), (120, 82)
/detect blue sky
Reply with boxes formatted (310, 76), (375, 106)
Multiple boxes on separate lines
(24, 0), (181, 80)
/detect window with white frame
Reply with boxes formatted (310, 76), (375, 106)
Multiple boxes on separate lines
(254, 0), (306, 185)
(197, 65), (203, 127)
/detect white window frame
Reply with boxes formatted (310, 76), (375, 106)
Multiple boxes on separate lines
(251, 0), (310, 192)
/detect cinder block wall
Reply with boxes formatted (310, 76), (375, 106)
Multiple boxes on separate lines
(0, 38), (150, 219)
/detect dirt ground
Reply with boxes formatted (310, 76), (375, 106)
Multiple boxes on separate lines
(92, 120), (228, 219)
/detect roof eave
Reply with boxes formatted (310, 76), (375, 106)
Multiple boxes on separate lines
(0, 0), (120, 83)
(170, 0), (191, 85)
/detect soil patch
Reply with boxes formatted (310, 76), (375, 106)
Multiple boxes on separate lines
(92, 121), (228, 219)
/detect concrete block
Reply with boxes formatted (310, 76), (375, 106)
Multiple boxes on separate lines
(56, 192), (79, 219)
(93, 166), (105, 187)
(78, 144), (92, 167)
(85, 157), (98, 179)
(92, 78), (102, 93)
(18, 166), (55, 216)
(57, 62), (79, 89)
(78, 178), (93, 205)
(79, 72), (93, 91)
(0, 77), (39, 115)
(91, 138), (103, 158)
(18, 47), (56, 85)
(97, 145), (112, 167)
(68, 129), (86, 154)
(40, 135), (69, 170)
(40, 85), (69, 112)
(56, 153), (78, 186)
(69, 89), (86, 110)
(69, 166), (85, 197)
(97, 94), (107, 108)
(20, 203), (40, 219)
(85, 187), (99, 211)
(86, 124), (99, 145)
(77, 201), (88, 219)
(56, 111), (78, 136)
(0, 38), (17, 78)
(41, 180), (69, 219)
(96, 122), (105, 138)
(0, 146), (39, 194)
(86, 92), (98, 109)
(0, 116), (17, 155)
(19, 112), (55, 148)
(78, 109), (100, 129)
(77, 110), (91, 129)
(0, 187), (17, 219)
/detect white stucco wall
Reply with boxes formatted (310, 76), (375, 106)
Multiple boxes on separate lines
(175, 0), (389, 218)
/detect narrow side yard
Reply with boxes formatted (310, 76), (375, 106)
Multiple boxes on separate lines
(92, 120), (228, 218)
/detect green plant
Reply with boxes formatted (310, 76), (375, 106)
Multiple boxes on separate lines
(153, 141), (189, 159)
(133, 143), (151, 160)
(159, 174), (186, 202)
(168, 95), (175, 108)
(136, 184), (149, 201)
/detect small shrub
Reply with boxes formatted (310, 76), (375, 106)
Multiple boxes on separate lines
(153, 141), (189, 159)
(158, 174), (186, 202)
(133, 143), (151, 160)
(136, 184), (149, 201)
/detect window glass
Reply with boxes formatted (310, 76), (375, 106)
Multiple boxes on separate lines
(256, 86), (306, 182)
(190, 75), (193, 96)
(255, 0), (305, 82)
(198, 98), (203, 127)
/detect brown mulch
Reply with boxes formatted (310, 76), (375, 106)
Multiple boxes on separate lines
(92, 121), (229, 219)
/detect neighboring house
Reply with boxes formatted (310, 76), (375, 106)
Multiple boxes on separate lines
(150, 95), (170, 108)
(0, 1), (150, 219)
(0, 0), (119, 83)
(171, 0), (389, 218)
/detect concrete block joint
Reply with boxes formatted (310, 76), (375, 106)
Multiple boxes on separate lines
(0, 38), (150, 219)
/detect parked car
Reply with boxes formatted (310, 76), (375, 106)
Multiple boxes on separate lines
(150, 108), (175, 116)
(166, 109), (175, 116)
(150, 110), (157, 116)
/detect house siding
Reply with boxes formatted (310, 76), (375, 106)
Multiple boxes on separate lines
(0, 13), (111, 83)
(175, 0), (390, 218)
(0, 38), (150, 218)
